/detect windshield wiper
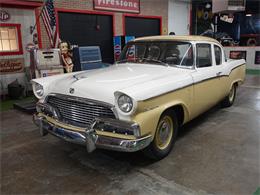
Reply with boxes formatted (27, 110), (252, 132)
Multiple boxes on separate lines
(116, 58), (169, 67)
(140, 58), (169, 67)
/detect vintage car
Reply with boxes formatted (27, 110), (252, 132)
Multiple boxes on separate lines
(32, 35), (246, 159)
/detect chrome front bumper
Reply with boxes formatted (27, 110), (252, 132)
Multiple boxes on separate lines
(33, 114), (152, 153)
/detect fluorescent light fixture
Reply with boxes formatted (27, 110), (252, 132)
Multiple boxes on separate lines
(246, 14), (252, 17)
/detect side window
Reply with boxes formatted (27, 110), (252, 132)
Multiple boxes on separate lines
(196, 44), (212, 68)
(214, 45), (222, 65)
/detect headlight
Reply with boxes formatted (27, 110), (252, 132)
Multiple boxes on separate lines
(34, 83), (44, 98)
(117, 94), (133, 113)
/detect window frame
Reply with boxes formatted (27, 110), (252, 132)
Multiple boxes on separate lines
(0, 23), (23, 56)
(214, 44), (223, 66)
(195, 43), (212, 68)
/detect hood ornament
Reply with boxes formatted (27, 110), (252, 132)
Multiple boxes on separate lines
(73, 75), (79, 80)
(69, 88), (75, 94)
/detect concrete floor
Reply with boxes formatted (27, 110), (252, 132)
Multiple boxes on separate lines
(1, 75), (259, 195)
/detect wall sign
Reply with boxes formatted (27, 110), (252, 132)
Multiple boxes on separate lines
(229, 51), (247, 60)
(0, 58), (24, 74)
(255, 51), (260, 65)
(113, 36), (122, 61)
(94, 0), (140, 13)
(220, 14), (234, 23)
(0, 10), (10, 22)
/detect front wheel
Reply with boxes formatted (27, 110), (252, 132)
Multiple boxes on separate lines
(221, 84), (237, 107)
(144, 110), (179, 160)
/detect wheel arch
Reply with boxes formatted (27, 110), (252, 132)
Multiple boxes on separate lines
(132, 101), (191, 137)
(230, 79), (241, 90)
(162, 102), (190, 126)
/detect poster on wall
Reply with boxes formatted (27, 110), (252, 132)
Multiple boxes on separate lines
(0, 58), (24, 74)
(93, 0), (140, 13)
(229, 51), (247, 60)
(255, 51), (260, 65)
(113, 36), (122, 61)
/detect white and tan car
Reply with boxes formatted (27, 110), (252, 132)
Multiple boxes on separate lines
(32, 36), (246, 159)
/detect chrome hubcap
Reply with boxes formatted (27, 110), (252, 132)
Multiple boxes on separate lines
(229, 86), (235, 102)
(155, 116), (173, 150)
(159, 122), (170, 142)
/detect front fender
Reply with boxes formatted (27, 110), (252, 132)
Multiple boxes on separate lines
(131, 86), (193, 138)
(132, 101), (190, 139)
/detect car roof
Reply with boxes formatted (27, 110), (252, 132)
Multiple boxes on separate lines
(134, 35), (220, 44)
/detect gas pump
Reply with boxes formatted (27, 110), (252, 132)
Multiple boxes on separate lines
(30, 48), (64, 79)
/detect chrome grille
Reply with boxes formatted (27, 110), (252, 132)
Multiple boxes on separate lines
(46, 95), (116, 127)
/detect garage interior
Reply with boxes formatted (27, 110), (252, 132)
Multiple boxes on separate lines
(0, 0), (260, 195)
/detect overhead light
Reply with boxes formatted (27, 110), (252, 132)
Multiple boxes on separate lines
(246, 14), (252, 17)
(205, 3), (211, 9)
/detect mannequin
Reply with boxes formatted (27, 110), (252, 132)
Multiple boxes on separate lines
(59, 41), (74, 73)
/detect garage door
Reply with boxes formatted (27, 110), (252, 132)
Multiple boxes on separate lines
(125, 16), (161, 38)
(58, 12), (114, 63)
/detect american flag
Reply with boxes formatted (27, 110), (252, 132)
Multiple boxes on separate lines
(41, 0), (60, 48)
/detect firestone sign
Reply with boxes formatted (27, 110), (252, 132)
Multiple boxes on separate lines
(94, 0), (140, 13)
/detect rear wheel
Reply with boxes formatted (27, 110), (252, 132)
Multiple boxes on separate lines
(144, 110), (178, 160)
(221, 84), (237, 107)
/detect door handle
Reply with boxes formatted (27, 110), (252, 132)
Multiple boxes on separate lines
(216, 72), (222, 76)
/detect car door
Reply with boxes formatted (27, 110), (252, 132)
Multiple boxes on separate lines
(191, 43), (223, 118)
(212, 44), (230, 99)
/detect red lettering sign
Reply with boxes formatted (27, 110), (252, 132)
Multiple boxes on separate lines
(94, 0), (140, 13)
(0, 10), (10, 22)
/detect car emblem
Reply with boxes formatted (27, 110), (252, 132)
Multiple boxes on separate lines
(69, 88), (75, 94)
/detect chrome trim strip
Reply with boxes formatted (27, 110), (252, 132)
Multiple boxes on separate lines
(143, 83), (192, 101)
(143, 63), (245, 101)
(46, 93), (114, 108)
(230, 63), (245, 72)
(95, 134), (152, 152)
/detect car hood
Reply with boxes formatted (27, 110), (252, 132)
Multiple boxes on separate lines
(34, 63), (193, 104)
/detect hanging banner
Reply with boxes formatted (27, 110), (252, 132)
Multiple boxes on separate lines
(94, 0), (140, 13)
(0, 58), (24, 74)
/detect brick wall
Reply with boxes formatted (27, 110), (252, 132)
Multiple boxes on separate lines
(38, 0), (168, 48)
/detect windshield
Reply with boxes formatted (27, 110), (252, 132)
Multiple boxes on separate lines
(118, 41), (194, 67)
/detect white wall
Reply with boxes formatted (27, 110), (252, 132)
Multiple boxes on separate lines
(0, 8), (36, 95)
(168, 0), (191, 36)
(224, 46), (260, 70)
